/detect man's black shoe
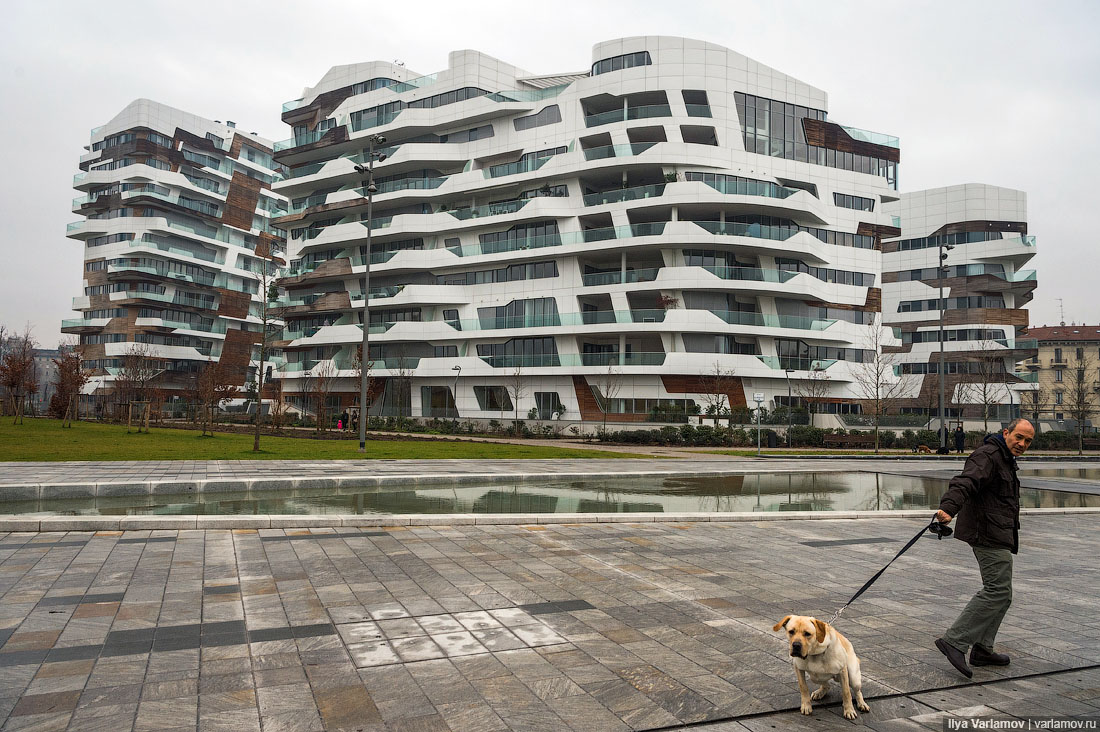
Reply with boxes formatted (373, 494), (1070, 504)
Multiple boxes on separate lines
(970, 645), (1010, 666)
(935, 638), (973, 678)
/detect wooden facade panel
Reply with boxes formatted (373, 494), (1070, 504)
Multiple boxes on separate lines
(221, 172), (264, 231)
(272, 126), (349, 163)
(805, 287), (881, 313)
(218, 327), (260, 384)
(661, 375), (747, 408)
(280, 257), (353, 288)
(216, 288), (252, 320)
(274, 196), (363, 226)
(802, 118), (900, 163)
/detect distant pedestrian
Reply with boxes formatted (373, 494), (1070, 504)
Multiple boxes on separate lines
(337, 418), (343, 431)
(341, 410), (349, 430)
(954, 425), (966, 454)
(351, 412), (359, 432)
(933, 418), (1035, 679)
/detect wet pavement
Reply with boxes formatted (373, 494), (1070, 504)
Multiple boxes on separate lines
(1, 512), (1097, 730)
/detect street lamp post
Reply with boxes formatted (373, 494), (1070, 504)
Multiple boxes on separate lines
(354, 135), (387, 453)
(937, 242), (954, 454)
(784, 368), (795, 448)
(451, 365), (461, 418)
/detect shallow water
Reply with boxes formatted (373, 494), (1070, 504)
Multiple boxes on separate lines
(5, 471), (1100, 516)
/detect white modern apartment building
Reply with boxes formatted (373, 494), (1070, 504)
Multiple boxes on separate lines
(882, 184), (1038, 426)
(270, 37), (905, 423)
(64, 99), (288, 401)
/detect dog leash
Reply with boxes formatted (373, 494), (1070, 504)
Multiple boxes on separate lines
(826, 516), (951, 625)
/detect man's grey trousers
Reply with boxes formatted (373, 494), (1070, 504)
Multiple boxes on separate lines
(943, 545), (1013, 652)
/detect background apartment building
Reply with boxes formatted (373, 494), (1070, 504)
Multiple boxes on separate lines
(1017, 324), (1100, 430)
(882, 184), (1039, 429)
(63, 100), (288, 407)
(270, 36), (902, 423)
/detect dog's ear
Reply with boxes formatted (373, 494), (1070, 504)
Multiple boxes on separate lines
(773, 615), (792, 632)
(813, 618), (827, 643)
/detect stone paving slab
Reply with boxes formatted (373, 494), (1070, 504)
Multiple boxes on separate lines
(1, 514), (1097, 730)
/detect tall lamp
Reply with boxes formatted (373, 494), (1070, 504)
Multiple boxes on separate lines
(784, 368), (795, 447)
(451, 365), (461, 418)
(354, 134), (387, 453)
(937, 242), (955, 453)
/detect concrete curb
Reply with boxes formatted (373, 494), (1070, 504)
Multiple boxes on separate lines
(2, 506), (1097, 532)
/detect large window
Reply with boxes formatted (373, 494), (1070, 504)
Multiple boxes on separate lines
(833, 192), (875, 212)
(775, 258), (874, 286)
(895, 231), (1014, 252)
(734, 92), (898, 189)
(513, 105), (562, 132)
(591, 51), (652, 75)
(474, 386), (513, 412)
(897, 296), (1006, 313)
(436, 261), (557, 286)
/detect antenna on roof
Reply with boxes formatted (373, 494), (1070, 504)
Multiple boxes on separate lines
(1058, 298), (1066, 326)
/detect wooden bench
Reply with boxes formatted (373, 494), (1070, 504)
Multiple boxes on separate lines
(823, 433), (876, 449)
(1083, 437), (1100, 450)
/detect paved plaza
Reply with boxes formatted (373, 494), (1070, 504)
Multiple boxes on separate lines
(1, 510), (1098, 730)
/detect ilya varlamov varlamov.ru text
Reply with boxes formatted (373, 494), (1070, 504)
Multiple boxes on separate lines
(944, 719), (1098, 731)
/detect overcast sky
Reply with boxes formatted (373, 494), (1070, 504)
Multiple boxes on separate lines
(2, 0), (1096, 347)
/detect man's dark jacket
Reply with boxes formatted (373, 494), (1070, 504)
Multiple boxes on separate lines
(938, 433), (1021, 554)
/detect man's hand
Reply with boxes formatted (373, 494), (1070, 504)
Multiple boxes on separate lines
(935, 509), (953, 523)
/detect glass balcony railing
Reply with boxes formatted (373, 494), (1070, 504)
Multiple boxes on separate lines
(581, 268), (660, 286)
(705, 310), (836, 331)
(370, 177), (447, 195)
(388, 72), (438, 94)
(582, 143), (657, 161)
(755, 356), (838, 371)
(350, 111), (401, 133)
(107, 262), (216, 286)
(445, 310), (667, 332)
(1013, 338), (1039, 350)
(693, 220), (796, 242)
(700, 178), (798, 199)
(479, 354), (566, 369)
(61, 319), (97, 329)
(274, 126), (346, 152)
(702, 266), (798, 283)
(486, 85), (568, 103)
(485, 156), (552, 178)
(584, 105), (672, 127)
(891, 215), (902, 228)
(446, 222), (666, 257)
(349, 286), (404, 300)
(685, 104), (713, 118)
(285, 161), (328, 180)
(839, 124), (900, 149)
(580, 352), (667, 367)
(582, 184), (665, 206)
(282, 98), (305, 113)
(448, 199), (530, 220)
(1016, 371), (1040, 383)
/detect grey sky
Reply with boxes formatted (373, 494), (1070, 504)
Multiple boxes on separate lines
(2, 0), (1095, 347)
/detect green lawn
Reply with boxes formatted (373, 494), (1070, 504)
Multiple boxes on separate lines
(0, 419), (650, 462)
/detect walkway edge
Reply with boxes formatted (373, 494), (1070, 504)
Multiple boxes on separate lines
(2, 506), (1098, 532)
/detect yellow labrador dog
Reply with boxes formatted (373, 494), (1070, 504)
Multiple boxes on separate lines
(773, 615), (870, 719)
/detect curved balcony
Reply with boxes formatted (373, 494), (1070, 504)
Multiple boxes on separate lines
(581, 268), (660, 286)
(447, 199), (530, 220)
(582, 184), (665, 206)
(702, 310), (836, 331)
(584, 104), (672, 128)
(582, 143), (656, 161)
(447, 222), (666, 258)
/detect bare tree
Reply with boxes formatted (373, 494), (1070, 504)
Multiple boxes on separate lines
(196, 362), (239, 437)
(850, 323), (907, 453)
(1064, 351), (1098, 455)
(311, 360), (338, 432)
(506, 365), (528, 435)
(114, 343), (160, 422)
(351, 343), (375, 425)
(591, 361), (624, 431)
(268, 378), (287, 430)
(955, 338), (1009, 433)
(252, 242), (285, 452)
(794, 365), (831, 427)
(391, 349), (415, 419)
(701, 362), (735, 427)
(1020, 383), (1049, 424)
(0, 325), (36, 424)
(51, 348), (89, 428)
